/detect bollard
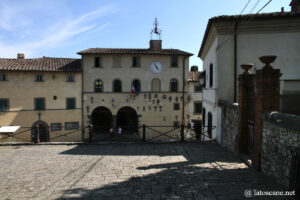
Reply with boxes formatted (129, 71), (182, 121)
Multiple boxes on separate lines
(142, 125), (146, 142)
(180, 124), (184, 142)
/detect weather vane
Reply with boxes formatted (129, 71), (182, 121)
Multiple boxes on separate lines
(150, 17), (162, 40)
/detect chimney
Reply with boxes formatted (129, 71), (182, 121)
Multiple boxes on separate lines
(17, 53), (25, 59)
(149, 40), (162, 50)
(281, 7), (285, 12)
(290, 0), (300, 12)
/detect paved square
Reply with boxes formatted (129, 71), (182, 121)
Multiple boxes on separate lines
(0, 143), (290, 199)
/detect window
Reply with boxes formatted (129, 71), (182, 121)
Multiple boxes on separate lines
(132, 79), (141, 94)
(95, 80), (103, 92)
(0, 74), (6, 81)
(194, 85), (202, 92)
(132, 56), (140, 68)
(66, 75), (74, 82)
(51, 123), (62, 131)
(203, 70), (206, 88)
(34, 98), (45, 110)
(0, 99), (9, 111)
(35, 74), (43, 82)
(194, 102), (202, 114)
(113, 79), (122, 92)
(65, 122), (79, 130)
(170, 79), (178, 92)
(202, 107), (206, 126)
(173, 103), (180, 110)
(208, 112), (213, 138)
(151, 78), (161, 92)
(95, 57), (102, 68)
(66, 98), (76, 109)
(171, 56), (178, 67)
(209, 63), (213, 87)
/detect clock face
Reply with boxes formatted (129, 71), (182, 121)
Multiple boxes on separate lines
(150, 61), (163, 74)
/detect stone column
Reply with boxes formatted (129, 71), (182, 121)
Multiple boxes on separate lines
(236, 64), (254, 153)
(112, 115), (117, 134)
(252, 56), (281, 171)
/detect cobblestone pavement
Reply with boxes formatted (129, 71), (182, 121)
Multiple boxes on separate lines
(0, 142), (293, 200)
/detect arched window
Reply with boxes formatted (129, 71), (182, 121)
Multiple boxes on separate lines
(132, 79), (141, 94)
(170, 79), (178, 92)
(151, 78), (161, 92)
(94, 79), (103, 93)
(209, 63), (213, 87)
(113, 79), (122, 92)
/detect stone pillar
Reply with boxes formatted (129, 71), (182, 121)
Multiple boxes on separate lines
(112, 115), (117, 134)
(236, 64), (254, 153)
(252, 56), (281, 171)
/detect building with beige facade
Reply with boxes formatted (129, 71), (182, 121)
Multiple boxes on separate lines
(0, 55), (82, 142)
(78, 39), (194, 141)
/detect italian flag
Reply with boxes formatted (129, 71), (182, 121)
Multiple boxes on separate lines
(131, 85), (136, 95)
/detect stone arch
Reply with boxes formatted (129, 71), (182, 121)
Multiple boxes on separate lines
(117, 106), (138, 134)
(31, 120), (49, 142)
(92, 106), (113, 133)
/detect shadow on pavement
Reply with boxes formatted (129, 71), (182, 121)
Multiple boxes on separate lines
(56, 143), (293, 200)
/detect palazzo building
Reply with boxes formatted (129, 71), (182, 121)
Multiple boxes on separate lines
(78, 39), (193, 140)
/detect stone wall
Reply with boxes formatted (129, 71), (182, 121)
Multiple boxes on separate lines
(261, 111), (300, 187)
(218, 100), (239, 152)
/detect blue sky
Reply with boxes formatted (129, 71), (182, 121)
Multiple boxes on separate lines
(0, 0), (292, 69)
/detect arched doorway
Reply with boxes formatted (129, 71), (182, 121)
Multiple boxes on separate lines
(92, 106), (112, 133)
(31, 120), (49, 142)
(117, 107), (138, 134)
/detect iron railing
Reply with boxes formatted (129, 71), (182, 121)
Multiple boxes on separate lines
(88, 124), (216, 142)
(0, 126), (88, 143)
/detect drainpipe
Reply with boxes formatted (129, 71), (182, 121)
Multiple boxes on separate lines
(234, 22), (238, 103)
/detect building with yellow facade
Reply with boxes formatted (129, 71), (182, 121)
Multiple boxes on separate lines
(0, 54), (82, 142)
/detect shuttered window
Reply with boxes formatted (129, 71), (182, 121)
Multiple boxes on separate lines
(0, 99), (9, 111)
(34, 98), (45, 110)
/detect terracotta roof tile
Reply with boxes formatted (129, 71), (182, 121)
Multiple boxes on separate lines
(77, 48), (193, 56)
(0, 57), (81, 72)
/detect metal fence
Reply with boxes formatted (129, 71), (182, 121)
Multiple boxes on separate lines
(0, 126), (88, 143)
(88, 124), (216, 143)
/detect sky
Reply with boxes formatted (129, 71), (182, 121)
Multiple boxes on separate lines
(0, 0), (292, 70)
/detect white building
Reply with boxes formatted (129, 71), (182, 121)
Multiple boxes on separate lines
(198, 2), (300, 142)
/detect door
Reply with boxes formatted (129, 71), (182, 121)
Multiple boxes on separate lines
(31, 123), (49, 142)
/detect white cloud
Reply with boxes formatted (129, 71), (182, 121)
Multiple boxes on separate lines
(0, 1), (118, 58)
